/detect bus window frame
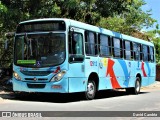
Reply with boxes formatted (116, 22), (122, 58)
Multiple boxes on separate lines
(112, 37), (123, 59)
(85, 31), (98, 56)
(123, 40), (134, 60)
(98, 33), (112, 57)
(68, 30), (84, 63)
(133, 42), (142, 61)
(142, 44), (149, 62)
(149, 46), (155, 63)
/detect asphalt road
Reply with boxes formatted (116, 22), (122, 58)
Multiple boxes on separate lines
(0, 82), (160, 120)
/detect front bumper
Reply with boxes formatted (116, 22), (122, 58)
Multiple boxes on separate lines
(13, 77), (69, 93)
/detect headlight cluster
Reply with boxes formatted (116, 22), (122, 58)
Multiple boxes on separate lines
(51, 70), (66, 82)
(13, 71), (22, 80)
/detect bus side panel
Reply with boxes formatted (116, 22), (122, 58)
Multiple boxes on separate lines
(98, 58), (155, 89)
(115, 59), (132, 88)
(68, 77), (87, 93)
(128, 61), (137, 88)
(68, 62), (86, 93)
(146, 63), (156, 85)
(98, 77), (112, 90)
(84, 57), (99, 78)
(131, 61), (142, 87)
(141, 77), (149, 86)
(68, 63), (85, 77)
(98, 58), (112, 90)
(99, 58), (130, 89)
(140, 62), (151, 87)
(148, 62), (156, 85)
(133, 61), (156, 87)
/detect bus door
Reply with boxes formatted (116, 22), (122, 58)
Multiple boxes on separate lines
(68, 27), (85, 92)
(84, 31), (99, 82)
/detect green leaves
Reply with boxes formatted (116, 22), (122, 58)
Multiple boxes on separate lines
(146, 27), (160, 64)
(0, 1), (7, 13)
(97, 16), (126, 33)
(0, 0), (159, 65)
(0, 1), (7, 31)
(0, 0), (156, 33)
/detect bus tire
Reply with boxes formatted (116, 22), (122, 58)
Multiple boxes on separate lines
(126, 77), (141, 95)
(85, 80), (96, 100)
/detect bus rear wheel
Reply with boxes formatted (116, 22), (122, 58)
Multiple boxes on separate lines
(85, 80), (96, 100)
(126, 77), (141, 95)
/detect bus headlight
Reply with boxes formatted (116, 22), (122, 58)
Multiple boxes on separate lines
(51, 70), (66, 82)
(13, 71), (22, 80)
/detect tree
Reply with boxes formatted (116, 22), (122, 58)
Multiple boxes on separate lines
(0, 1), (7, 36)
(97, 0), (156, 38)
(146, 25), (160, 64)
(0, 0), (158, 66)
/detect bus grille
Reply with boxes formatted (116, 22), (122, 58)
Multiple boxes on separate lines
(27, 84), (46, 89)
(25, 78), (48, 81)
(21, 71), (51, 76)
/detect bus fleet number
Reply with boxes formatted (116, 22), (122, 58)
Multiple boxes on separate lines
(90, 61), (97, 66)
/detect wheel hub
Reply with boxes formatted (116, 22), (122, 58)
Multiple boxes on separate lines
(87, 82), (94, 96)
(136, 81), (140, 92)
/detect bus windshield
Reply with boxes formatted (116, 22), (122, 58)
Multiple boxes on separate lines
(14, 33), (65, 67)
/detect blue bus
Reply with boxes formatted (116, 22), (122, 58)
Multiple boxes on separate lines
(13, 18), (156, 100)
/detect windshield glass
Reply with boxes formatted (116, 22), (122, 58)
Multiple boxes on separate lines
(14, 33), (65, 67)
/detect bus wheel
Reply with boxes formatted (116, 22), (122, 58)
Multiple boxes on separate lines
(126, 77), (141, 95)
(85, 80), (96, 100)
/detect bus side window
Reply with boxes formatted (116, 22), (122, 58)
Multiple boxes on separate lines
(142, 45), (149, 61)
(139, 44), (143, 61)
(124, 40), (131, 60)
(98, 34), (111, 57)
(133, 43), (140, 61)
(112, 38), (122, 58)
(85, 31), (97, 56)
(149, 46), (154, 62)
(69, 32), (83, 55)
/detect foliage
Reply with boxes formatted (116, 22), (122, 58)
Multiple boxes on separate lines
(97, 0), (156, 37)
(146, 28), (160, 64)
(0, 0), (159, 66)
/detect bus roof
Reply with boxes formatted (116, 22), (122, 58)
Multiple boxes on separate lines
(19, 18), (154, 47)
